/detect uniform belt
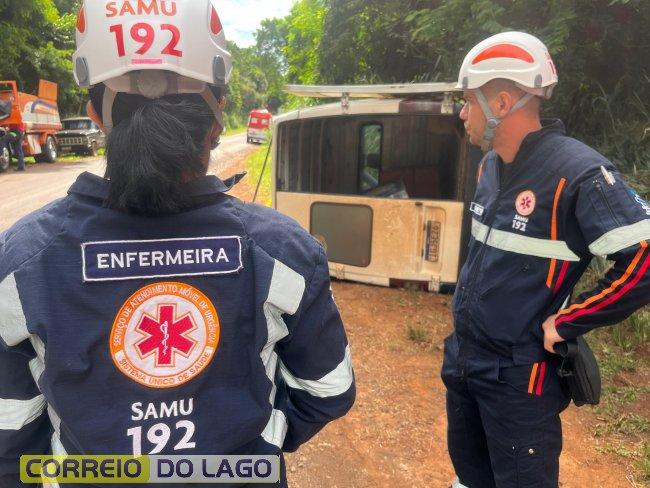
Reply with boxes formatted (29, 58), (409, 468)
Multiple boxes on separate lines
(455, 330), (547, 365)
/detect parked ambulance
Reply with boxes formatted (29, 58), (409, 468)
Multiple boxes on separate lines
(246, 109), (272, 144)
(271, 83), (482, 292)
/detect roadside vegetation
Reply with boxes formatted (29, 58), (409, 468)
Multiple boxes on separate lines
(573, 263), (650, 484)
(244, 141), (273, 207)
(224, 126), (248, 137)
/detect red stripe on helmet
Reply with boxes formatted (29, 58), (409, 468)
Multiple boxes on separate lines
(210, 7), (223, 35)
(76, 5), (86, 33)
(472, 44), (534, 65)
(132, 59), (164, 65)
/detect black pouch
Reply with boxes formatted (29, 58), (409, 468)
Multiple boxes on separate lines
(553, 337), (601, 406)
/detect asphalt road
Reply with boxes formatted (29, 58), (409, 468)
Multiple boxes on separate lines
(0, 132), (250, 231)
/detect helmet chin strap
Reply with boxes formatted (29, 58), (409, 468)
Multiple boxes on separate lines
(474, 88), (534, 152)
(102, 86), (118, 135)
(199, 88), (225, 130)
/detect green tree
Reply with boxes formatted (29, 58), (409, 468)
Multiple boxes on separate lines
(272, 0), (648, 180)
(224, 41), (276, 128)
(256, 17), (288, 73)
(284, 0), (327, 84)
(255, 18), (289, 112)
(52, 0), (80, 14)
(405, 0), (650, 174)
(224, 20), (288, 126)
(319, 0), (437, 84)
(0, 0), (85, 116)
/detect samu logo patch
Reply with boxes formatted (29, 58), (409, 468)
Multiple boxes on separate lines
(515, 190), (536, 217)
(110, 282), (220, 388)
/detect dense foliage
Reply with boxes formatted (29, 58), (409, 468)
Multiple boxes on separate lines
(282, 0), (649, 187)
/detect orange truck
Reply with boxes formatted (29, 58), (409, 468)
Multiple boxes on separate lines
(0, 80), (62, 170)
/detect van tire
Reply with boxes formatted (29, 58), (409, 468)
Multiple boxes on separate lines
(35, 136), (57, 163)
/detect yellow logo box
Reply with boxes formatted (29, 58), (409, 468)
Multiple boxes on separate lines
(20, 456), (149, 484)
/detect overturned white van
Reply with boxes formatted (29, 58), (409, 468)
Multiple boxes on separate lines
(271, 84), (483, 292)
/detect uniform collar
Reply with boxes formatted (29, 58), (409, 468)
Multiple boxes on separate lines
(490, 119), (565, 187)
(513, 118), (565, 162)
(68, 171), (240, 201)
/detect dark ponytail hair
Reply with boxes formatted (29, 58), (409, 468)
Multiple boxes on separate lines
(89, 85), (219, 216)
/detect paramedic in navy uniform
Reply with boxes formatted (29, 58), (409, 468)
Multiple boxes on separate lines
(0, 1), (355, 486)
(442, 32), (650, 488)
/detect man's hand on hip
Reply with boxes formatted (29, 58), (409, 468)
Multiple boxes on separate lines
(542, 314), (564, 353)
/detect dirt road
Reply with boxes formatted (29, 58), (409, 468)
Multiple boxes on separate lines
(2, 138), (646, 487)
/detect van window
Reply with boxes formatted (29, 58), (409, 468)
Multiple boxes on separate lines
(277, 114), (463, 200)
(359, 124), (382, 193)
(311, 202), (373, 267)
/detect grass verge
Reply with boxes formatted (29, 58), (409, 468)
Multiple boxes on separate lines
(9, 147), (106, 168)
(576, 263), (650, 483)
(225, 126), (247, 136)
(245, 141), (272, 207)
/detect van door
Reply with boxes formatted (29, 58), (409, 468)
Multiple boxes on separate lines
(276, 192), (464, 291)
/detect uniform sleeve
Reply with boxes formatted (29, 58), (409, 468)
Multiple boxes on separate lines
(555, 168), (650, 340)
(0, 241), (53, 483)
(274, 248), (355, 452)
(0, 342), (52, 485)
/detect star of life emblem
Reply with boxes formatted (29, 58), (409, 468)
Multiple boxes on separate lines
(110, 282), (220, 388)
(135, 304), (197, 367)
(515, 190), (536, 217)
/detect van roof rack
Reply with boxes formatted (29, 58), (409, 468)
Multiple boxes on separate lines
(284, 82), (459, 99)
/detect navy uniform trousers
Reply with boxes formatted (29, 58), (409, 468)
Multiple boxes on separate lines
(442, 331), (570, 488)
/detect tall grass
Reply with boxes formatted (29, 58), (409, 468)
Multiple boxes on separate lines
(245, 141), (273, 207)
(575, 255), (649, 481)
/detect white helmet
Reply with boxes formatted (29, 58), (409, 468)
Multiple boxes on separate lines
(456, 31), (557, 99)
(73, 0), (232, 132)
(456, 32), (557, 151)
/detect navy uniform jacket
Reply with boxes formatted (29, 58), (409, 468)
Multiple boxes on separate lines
(454, 120), (650, 358)
(0, 172), (355, 486)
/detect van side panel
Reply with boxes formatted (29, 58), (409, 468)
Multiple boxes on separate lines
(276, 192), (464, 290)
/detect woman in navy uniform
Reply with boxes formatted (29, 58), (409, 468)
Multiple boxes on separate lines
(0, 2), (355, 486)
